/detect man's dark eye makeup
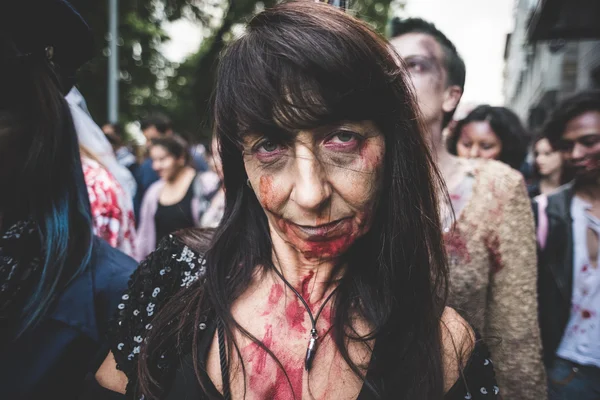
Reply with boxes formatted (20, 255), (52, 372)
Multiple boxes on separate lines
(404, 55), (437, 73)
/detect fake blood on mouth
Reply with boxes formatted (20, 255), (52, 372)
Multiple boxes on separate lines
(303, 235), (354, 259)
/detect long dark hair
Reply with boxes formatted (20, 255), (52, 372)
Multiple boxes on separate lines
(0, 37), (93, 338)
(139, 2), (449, 399)
(448, 105), (528, 170)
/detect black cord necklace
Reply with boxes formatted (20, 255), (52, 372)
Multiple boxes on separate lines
(272, 266), (339, 371)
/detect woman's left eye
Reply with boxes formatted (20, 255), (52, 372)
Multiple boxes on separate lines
(258, 140), (281, 153)
(336, 132), (355, 142)
(328, 131), (358, 145)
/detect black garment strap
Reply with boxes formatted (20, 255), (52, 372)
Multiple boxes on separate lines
(217, 318), (231, 400)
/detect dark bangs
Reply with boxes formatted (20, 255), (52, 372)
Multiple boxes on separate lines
(213, 2), (399, 144)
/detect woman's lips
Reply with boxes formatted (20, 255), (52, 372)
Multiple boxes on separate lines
(286, 218), (351, 241)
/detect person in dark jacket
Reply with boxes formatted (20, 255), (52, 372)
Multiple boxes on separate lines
(534, 90), (600, 400)
(0, 1), (136, 399)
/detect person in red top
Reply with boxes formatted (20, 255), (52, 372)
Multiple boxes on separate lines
(81, 151), (136, 257)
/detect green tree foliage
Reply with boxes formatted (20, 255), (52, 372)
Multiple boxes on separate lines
(70, 0), (216, 127)
(72, 0), (393, 141)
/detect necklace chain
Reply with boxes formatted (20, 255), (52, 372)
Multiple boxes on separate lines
(272, 266), (339, 370)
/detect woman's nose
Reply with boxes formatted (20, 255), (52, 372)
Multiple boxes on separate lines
(469, 145), (481, 159)
(291, 150), (332, 211)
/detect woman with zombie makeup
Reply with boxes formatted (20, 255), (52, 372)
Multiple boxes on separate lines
(447, 105), (529, 171)
(88, 2), (500, 399)
(0, 1), (136, 399)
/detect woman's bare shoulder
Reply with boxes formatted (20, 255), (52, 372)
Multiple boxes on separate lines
(95, 352), (128, 394)
(440, 307), (476, 392)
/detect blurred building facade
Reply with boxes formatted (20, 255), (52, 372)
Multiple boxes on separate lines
(504, 0), (600, 130)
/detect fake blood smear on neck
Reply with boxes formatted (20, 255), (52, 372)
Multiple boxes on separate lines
(300, 271), (314, 302)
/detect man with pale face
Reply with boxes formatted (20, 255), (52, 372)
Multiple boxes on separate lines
(389, 18), (464, 154)
(536, 90), (600, 400)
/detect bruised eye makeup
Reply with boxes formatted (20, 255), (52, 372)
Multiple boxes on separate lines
(330, 131), (357, 143)
(403, 55), (438, 75)
(247, 128), (366, 164)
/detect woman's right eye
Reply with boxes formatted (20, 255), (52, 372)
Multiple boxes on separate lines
(257, 140), (280, 153)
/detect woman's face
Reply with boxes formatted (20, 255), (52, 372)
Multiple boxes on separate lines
(535, 138), (562, 177)
(243, 121), (385, 262)
(456, 121), (502, 161)
(150, 145), (185, 181)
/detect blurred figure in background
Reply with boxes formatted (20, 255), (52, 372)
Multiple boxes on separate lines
(199, 135), (225, 228)
(80, 145), (136, 257)
(66, 88), (137, 199)
(528, 134), (564, 198)
(0, 1), (136, 398)
(535, 90), (600, 400)
(102, 122), (138, 175)
(390, 17), (547, 400)
(135, 135), (219, 260)
(134, 114), (209, 220)
(140, 113), (173, 144)
(134, 114), (173, 218)
(447, 105), (529, 171)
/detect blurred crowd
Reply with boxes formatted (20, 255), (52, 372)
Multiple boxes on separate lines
(91, 112), (224, 261)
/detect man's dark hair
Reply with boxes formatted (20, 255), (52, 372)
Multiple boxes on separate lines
(140, 113), (172, 135)
(390, 17), (466, 126)
(543, 90), (600, 148)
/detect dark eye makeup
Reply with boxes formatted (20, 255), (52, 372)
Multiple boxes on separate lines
(403, 55), (437, 74)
